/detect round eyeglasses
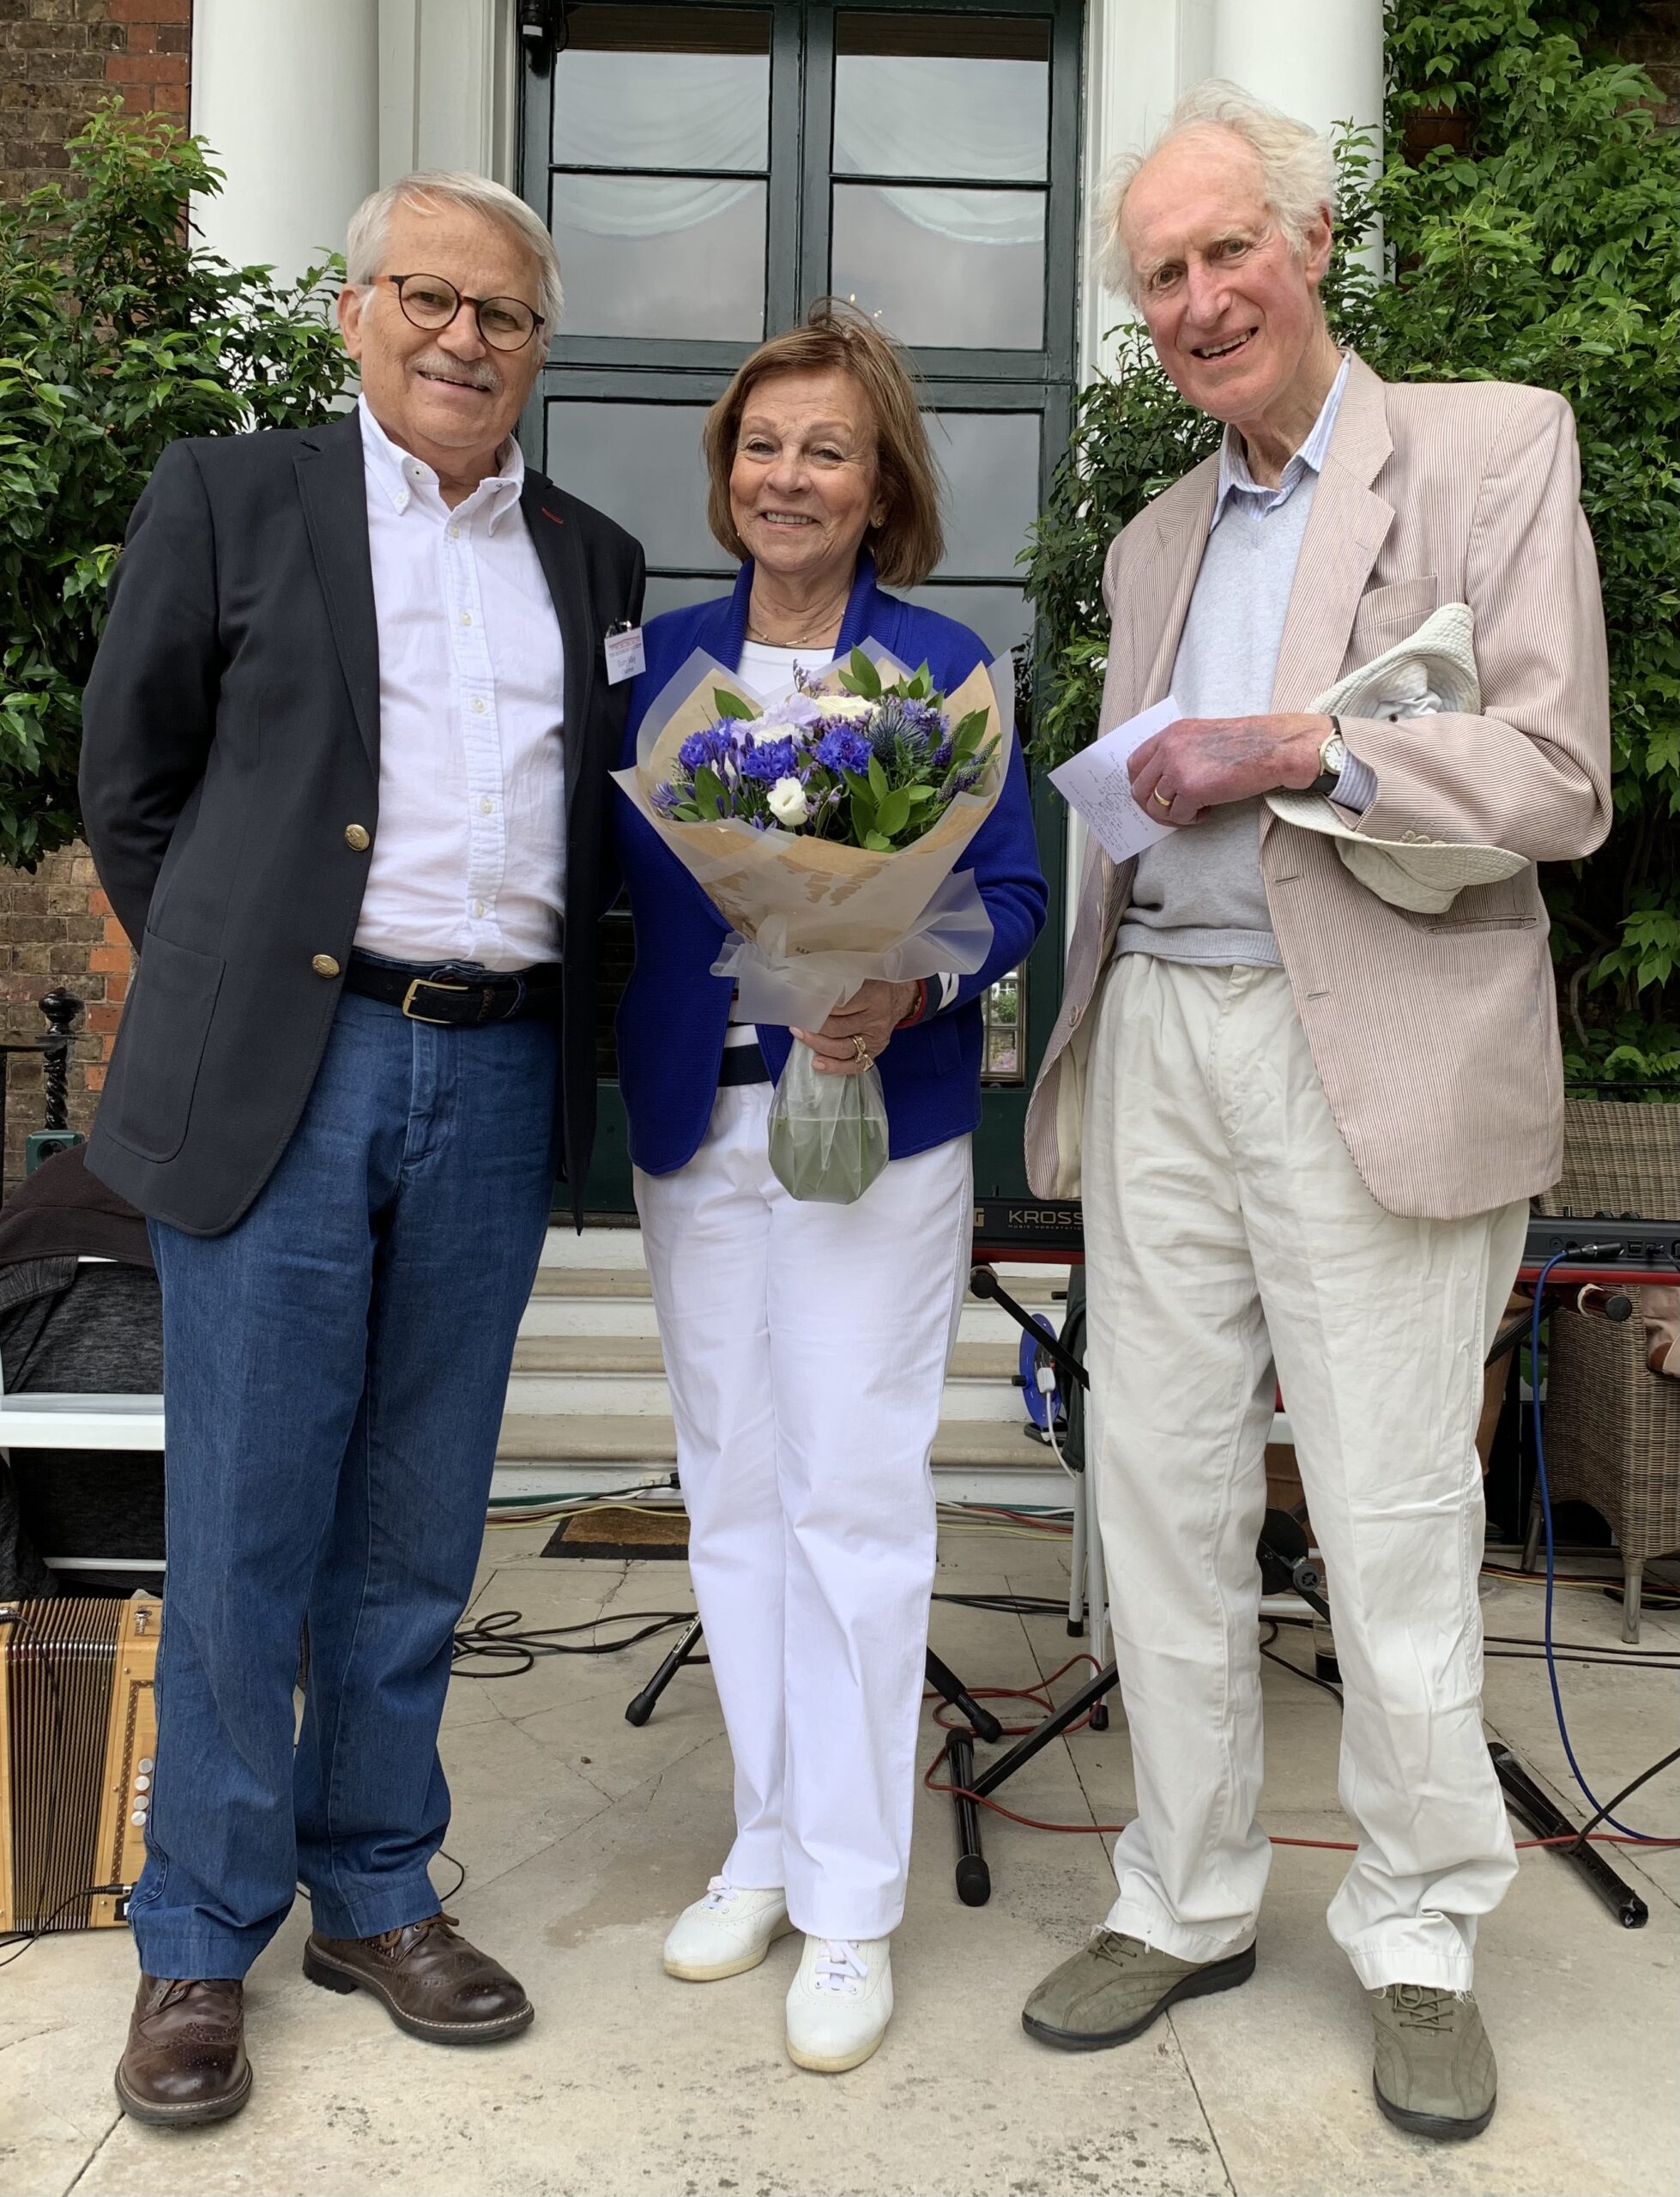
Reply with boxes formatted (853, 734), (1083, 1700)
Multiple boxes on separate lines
(381, 273), (545, 353)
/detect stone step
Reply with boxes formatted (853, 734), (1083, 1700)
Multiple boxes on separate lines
(529, 1265), (1068, 1306)
(495, 1411), (1058, 1472)
(510, 1335), (1022, 1381)
(517, 1297), (1052, 1344)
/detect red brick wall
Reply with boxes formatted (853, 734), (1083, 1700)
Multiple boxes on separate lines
(1, 0), (189, 197)
(0, 0), (185, 1179)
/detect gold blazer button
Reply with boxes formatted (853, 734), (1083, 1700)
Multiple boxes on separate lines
(344, 824), (371, 850)
(311, 953), (341, 979)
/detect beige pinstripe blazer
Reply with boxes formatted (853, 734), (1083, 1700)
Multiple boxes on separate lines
(1024, 354), (1612, 1220)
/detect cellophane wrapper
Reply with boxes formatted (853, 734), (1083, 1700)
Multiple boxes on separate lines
(612, 643), (1014, 1204)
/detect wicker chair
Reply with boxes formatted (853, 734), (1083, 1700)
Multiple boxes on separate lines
(1524, 1100), (1680, 1640)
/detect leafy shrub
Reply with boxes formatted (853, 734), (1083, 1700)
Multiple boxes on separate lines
(0, 103), (348, 869)
(1024, 2), (1677, 1084)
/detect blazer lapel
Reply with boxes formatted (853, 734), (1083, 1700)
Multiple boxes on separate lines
(294, 411), (380, 775)
(520, 475), (595, 828)
(1132, 468), (1218, 713)
(1270, 354), (1395, 713)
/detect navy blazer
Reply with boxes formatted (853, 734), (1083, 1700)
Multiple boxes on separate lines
(613, 556), (1048, 1177)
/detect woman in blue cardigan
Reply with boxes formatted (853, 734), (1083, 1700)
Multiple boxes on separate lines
(616, 305), (1046, 2074)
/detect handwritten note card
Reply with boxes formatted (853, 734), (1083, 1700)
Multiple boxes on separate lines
(1048, 696), (1181, 862)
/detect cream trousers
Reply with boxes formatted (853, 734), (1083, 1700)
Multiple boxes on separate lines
(636, 1082), (972, 1940)
(1084, 956), (1526, 1992)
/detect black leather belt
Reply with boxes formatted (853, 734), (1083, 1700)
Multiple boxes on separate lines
(345, 953), (563, 1026)
(717, 1041), (771, 1086)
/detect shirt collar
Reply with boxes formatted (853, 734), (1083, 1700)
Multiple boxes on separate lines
(357, 393), (525, 530)
(1210, 353), (1350, 529)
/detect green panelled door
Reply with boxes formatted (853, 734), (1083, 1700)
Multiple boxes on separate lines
(519, 0), (1082, 1209)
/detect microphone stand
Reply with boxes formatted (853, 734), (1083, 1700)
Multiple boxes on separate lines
(959, 1261), (1648, 1928)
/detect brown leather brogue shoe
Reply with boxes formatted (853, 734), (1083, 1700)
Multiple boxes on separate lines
(114, 1974), (251, 2127)
(302, 1911), (533, 2043)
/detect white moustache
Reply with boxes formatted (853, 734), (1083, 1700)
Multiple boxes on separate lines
(410, 351), (501, 394)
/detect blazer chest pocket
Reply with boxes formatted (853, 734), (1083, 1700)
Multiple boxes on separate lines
(1348, 574), (1439, 664)
(108, 931), (225, 1164)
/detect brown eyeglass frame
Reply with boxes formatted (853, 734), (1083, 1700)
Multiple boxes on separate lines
(380, 272), (546, 352)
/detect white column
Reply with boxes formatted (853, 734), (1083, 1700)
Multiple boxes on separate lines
(379, 0), (517, 186)
(1212, 0), (1383, 149)
(190, 0), (380, 283)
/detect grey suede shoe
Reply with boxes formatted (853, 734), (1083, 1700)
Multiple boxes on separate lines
(1022, 1929), (1256, 2051)
(1371, 1985), (1497, 2140)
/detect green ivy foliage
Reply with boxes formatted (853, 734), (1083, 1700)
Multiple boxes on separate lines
(0, 103), (350, 870)
(1022, 2), (1678, 1085)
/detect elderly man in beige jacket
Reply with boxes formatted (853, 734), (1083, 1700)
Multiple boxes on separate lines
(1019, 84), (1611, 2142)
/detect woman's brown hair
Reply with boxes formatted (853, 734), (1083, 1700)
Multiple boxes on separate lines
(702, 300), (946, 590)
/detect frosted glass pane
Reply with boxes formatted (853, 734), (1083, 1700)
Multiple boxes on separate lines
(545, 402), (715, 571)
(551, 176), (766, 340)
(908, 585), (1030, 662)
(831, 185), (1043, 350)
(553, 16), (770, 172)
(834, 55), (1048, 184)
(925, 411), (1041, 578)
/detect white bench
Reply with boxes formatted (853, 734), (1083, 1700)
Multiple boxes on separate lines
(0, 1393), (165, 1448)
(0, 1392), (166, 1574)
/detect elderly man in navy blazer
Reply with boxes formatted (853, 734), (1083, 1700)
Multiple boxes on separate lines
(79, 172), (643, 2125)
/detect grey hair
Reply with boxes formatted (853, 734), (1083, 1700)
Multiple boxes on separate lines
(345, 171), (563, 329)
(1098, 80), (1336, 303)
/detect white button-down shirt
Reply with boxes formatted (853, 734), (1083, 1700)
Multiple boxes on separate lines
(353, 396), (567, 972)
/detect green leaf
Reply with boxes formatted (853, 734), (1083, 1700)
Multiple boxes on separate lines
(867, 754), (888, 799)
(847, 646), (883, 699)
(692, 765), (726, 819)
(863, 830), (892, 852)
(873, 787), (911, 837)
(849, 793), (877, 841)
(712, 687), (758, 722)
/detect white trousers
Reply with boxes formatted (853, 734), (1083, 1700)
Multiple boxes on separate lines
(636, 1082), (972, 1939)
(1084, 958), (1526, 1992)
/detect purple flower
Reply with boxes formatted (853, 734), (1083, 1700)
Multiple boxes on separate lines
(678, 725), (734, 774)
(740, 735), (800, 784)
(813, 727), (872, 776)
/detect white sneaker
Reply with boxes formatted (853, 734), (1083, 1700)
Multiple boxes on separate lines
(662, 1876), (793, 1982)
(785, 1934), (893, 2073)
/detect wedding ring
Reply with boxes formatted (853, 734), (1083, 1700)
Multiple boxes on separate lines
(1152, 787), (1174, 808)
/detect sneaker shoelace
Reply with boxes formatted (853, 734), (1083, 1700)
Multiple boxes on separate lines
(813, 1940), (867, 1994)
(1391, 1984), (1458, 2031)
(701, 1876), (738, 1913)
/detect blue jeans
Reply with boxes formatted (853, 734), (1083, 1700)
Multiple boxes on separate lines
(131, 990), (558, 1978)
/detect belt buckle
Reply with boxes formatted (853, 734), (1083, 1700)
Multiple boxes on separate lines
(401, 976), (474, 1025)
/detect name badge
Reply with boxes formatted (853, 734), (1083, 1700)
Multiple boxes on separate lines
(604, 624), (646, 685)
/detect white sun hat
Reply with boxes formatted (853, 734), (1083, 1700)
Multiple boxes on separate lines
(1266, 601), (1528, 915)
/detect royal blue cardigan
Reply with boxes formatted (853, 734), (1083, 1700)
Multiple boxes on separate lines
(613, 555), (1048, 1177)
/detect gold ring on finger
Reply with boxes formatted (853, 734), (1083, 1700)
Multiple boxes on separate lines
(851, 1034), (870, 1064)
(1152, 787), (1174, 808)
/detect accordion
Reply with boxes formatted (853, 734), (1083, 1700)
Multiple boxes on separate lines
(0, 1595), (160, 1933)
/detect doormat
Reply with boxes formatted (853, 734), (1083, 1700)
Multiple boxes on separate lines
(541, 1505), (690, 1561)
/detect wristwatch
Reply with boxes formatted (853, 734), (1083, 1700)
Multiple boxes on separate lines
(1310, 717), (1347, 796)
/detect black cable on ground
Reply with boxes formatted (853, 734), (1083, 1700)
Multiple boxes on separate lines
(450, 1607), (698, 1677)
(1569, 1748), (1680, 1851)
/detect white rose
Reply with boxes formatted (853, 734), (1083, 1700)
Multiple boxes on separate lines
(816, 694), (874, 721)
(766, 776), (809, 828)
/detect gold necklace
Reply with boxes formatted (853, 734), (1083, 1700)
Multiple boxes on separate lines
(746, 599), (848, 649)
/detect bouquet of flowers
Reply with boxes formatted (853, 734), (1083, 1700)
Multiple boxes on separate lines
(613, 642), (1013, 1204)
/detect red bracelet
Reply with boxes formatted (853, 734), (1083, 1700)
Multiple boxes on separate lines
(895, 978), (928, 1030)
